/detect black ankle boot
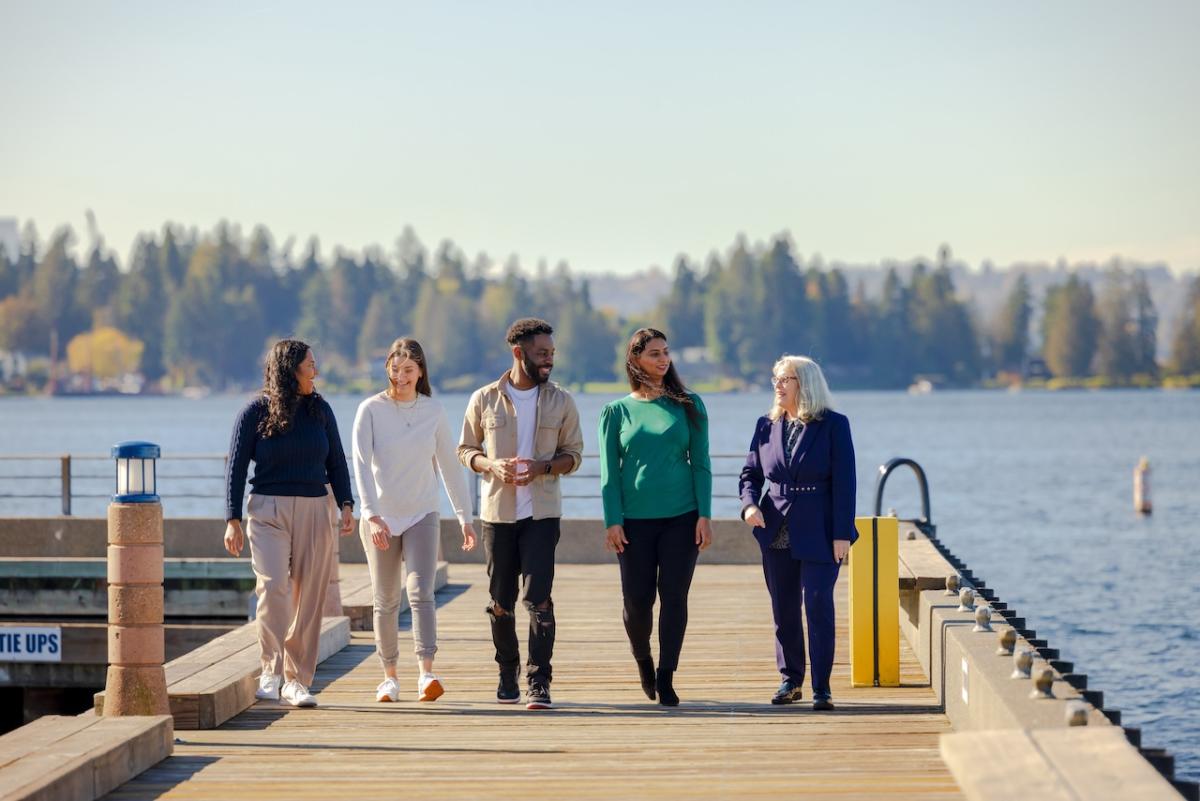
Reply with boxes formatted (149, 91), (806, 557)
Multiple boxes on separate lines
(656, 668), (679, 707)
(636, 658), (656, 700)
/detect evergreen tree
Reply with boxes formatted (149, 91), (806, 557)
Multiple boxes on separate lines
(1131, 272), (1158, 376)
(30, 229), (85, 353)
(870, 267), (913, 387)
(164, 241), (266, 388)
(1042, 275), (1100, 378)
(479, 268), (534, 374)
(555, 279), (619, 385)
(991, 273), (1032, 373)
(0, 296), (47, 353)
(1169, 276), (1200, 375)
(295, 269), (333, 349)
(907, 265), (979, 384)
(705, 239), (764, 382)
(325, 254), (366, 361)
(115, 235), (169, 380)
(357, 291), (400, 366)
(658, 257), (705, 349)
(411, 278), (481, 384)
(759, 238), (806, 359)
(159, 225), (186, 289)
(16, 221), (39, 289)
(0, 246), (16, 299)
(1095, 269), (1139, 382)
(75, 246), (122, 327)
(820, 269), (859, 366)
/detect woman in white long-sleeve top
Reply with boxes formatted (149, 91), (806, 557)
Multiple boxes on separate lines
(352, 337), (476, 703)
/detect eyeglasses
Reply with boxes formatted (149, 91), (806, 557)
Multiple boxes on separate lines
(770, 375), (797, 387)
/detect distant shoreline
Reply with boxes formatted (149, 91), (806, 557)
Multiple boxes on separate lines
(2, 382), (1197, 400)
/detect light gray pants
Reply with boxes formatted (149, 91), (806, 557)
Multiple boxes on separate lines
(360, 511), (440, 665)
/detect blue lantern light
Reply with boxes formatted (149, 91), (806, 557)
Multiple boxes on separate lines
(112, 441), (160, 503)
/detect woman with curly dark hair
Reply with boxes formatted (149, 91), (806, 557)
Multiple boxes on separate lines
(224, 339), (355, 708)
(598, 327), (712, 706)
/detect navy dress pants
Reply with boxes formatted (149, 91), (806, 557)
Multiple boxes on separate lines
(761, 546), (840, 693)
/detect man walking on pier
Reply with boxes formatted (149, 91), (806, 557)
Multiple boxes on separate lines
(459, 318), (584, 710)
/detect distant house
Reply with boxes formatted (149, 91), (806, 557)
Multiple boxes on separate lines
(0, 349), (28, 381)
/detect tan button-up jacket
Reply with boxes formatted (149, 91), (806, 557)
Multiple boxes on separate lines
(458, 373), (584, 523)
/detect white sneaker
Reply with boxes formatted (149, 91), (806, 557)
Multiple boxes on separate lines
(280, 680), (317, 707)
(417, 673), (444, 702)
(376, 677), (401, 703)
(255, 674), (282, 701)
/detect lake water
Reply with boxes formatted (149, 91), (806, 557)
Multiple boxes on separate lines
(1, 389), (1198, 780)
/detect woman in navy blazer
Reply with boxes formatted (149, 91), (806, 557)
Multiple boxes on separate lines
(738, 355), (857, 709)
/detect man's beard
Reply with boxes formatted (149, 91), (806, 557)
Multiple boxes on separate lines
(523, 351), (550, 384)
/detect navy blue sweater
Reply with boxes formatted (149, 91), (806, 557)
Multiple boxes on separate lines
(225, 395), (354, 521)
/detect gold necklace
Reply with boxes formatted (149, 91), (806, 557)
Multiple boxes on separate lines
(390, 394), (419, 426)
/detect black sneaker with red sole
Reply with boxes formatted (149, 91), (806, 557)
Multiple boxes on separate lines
(525, 683), (552, 710)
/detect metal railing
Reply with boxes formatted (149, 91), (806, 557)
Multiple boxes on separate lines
(0, 453), (752, 516)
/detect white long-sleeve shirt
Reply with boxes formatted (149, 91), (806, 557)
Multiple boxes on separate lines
(352, 392), (472, 530)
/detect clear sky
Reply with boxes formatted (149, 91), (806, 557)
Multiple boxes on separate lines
(2, 1), (1197, 274)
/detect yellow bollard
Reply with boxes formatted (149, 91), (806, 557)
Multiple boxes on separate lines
(848, 516), (900, 687)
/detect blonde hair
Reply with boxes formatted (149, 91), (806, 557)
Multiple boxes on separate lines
(768, 355), (833, 422)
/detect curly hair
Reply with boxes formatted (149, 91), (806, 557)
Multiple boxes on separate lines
(505, 318), (554, 347)
(625, 327), (702, 425)
(259, 339), (324, 438)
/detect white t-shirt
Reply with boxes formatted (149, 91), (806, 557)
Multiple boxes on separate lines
(505, 382), (539, 520)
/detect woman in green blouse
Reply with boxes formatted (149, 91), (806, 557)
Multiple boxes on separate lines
(599, 327), (712, 706)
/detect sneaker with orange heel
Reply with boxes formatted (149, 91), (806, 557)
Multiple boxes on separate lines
(418, 673), (444, 702)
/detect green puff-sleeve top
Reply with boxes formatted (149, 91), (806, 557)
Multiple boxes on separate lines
(598, 393), (712, 528)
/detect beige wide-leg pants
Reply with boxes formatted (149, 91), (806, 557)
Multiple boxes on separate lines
(246, 493), (336, 686)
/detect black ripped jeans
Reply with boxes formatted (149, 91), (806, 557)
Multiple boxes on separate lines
(617, 510), (700, 673)
(482, 517), (560, 686)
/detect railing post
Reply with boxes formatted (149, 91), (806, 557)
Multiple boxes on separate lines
(61, 454), (72, 516)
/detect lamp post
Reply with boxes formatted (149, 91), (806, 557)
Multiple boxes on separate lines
(103, 441), (169, 716)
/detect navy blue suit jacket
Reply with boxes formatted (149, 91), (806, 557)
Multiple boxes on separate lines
(738, 410), (858, 563)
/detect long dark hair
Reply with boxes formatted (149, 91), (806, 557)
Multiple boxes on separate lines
(259, 339), (323, 438)
(625, 327), (701, 425)
(385, 337), (433, 398)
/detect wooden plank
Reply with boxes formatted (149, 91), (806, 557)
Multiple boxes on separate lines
(105, 566), (965, 800)
(898, 536), (956, 590)
(167, 616), (349, 730)
(95, 625), (259, 717)
(0, 716), (171, 801)
(0, 716), (99, 771)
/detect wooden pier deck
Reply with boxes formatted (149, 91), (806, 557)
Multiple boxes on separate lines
(102, 564), (962, 800)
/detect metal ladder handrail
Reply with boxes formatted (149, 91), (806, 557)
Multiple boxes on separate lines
(873, 457), (933, 535)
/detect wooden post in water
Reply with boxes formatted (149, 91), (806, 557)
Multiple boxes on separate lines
(1134, 457), (1152, 515)
(104, 442), (170, 716)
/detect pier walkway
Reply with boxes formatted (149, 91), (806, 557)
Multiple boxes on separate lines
(102, 564), (962, 800)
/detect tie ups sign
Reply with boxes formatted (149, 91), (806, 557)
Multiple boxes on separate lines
(0, 626), (63, 662)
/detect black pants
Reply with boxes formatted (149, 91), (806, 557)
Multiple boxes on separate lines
(617, 510), (700, 673)
(482, 517), (560, 685)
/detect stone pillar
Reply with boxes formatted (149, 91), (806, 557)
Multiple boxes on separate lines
(103, 502), (169, 716)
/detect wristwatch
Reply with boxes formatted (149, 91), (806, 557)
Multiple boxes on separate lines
(543, 461), (552, 475)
